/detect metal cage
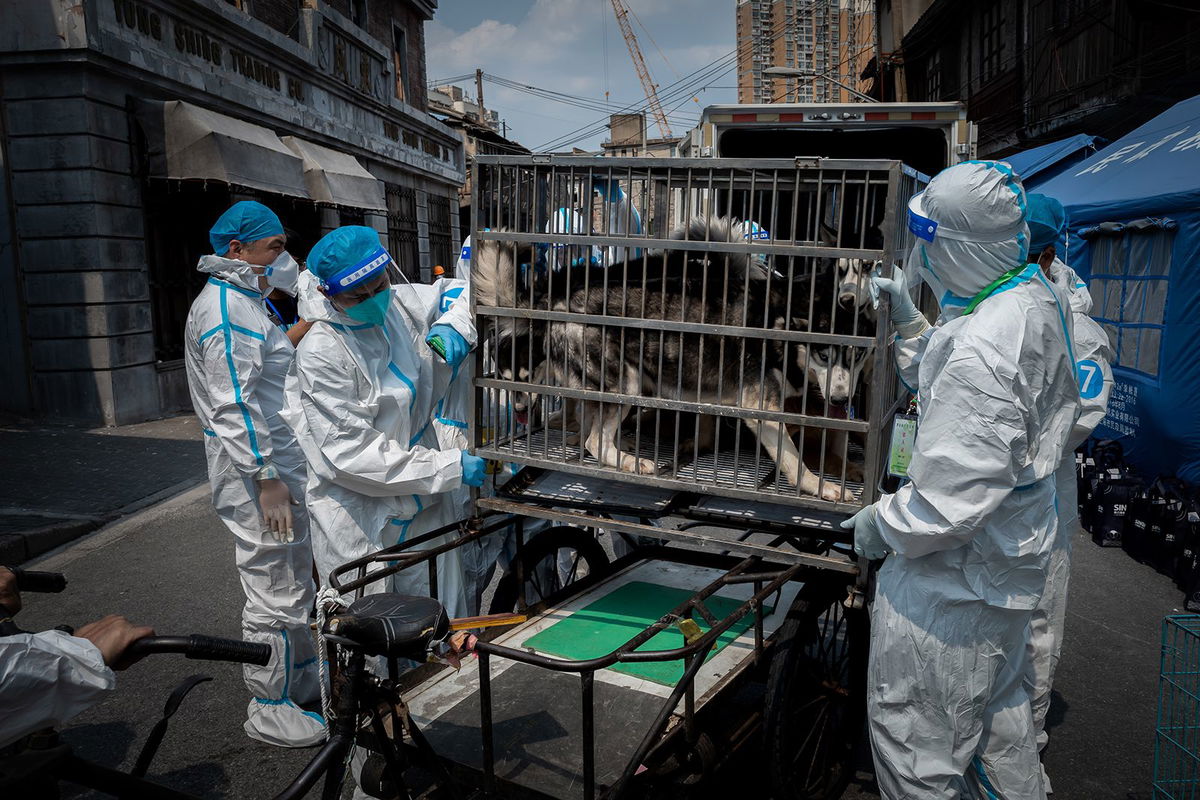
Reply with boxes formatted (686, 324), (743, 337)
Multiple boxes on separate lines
(470, 156), (928, 513)
(1157, 614), (1200, 798)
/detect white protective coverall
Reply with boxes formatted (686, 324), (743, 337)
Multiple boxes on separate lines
(0, 631), (114, 748)
(874, 162), (1081, 799)
(1026, 258), (1113, 765)
(284, 273), (477, 618)
(184, 256), (323, 747)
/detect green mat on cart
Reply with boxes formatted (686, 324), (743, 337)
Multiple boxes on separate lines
(521, 581), (771, 687)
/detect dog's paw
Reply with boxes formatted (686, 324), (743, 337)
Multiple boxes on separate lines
(820, 482), (856, 503)
(564, 431), (582, 446)
(621, 454), (658, 475)
(845, 462), (865, 483)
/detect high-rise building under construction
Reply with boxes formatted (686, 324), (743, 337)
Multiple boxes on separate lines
(736, 0), (876, 104)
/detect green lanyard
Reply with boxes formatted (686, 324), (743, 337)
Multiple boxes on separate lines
(962, 264), (1030, 316)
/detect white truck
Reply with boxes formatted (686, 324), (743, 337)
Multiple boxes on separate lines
(678, 101), (976, 177)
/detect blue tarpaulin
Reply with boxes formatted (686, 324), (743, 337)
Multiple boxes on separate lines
(1002, 134), (1106, 189)
(1037, 95), (1200, 483)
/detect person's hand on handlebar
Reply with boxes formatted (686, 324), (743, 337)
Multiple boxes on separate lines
(75, 615), (156, 670)
(0, 566), (21, 616)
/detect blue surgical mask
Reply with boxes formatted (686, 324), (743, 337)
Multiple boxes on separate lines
(344, 288), (391, 326)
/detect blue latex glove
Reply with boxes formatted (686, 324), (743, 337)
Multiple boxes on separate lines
(840, 504), (889, 560)
(870, 265), (928, 339)
(427, 324), (471, 369)
(460, 452), (487, 487)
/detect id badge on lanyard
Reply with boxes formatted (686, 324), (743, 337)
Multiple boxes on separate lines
(887, 413), (919, 479)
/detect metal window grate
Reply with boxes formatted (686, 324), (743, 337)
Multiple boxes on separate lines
(386, 183), (420, 281)
(428, 192), (454, 270)
(469, 157), (930, 513)
(1156, 614), (1200, 798)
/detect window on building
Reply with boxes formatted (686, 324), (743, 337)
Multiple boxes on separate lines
(427, 193), (454, 271)
(393, 25), (408, 102)
(386, 184), (420, 281)
(350, 0), (367, 28)
(926, 49), (942, 100)
(980, 4), (1006, 81)
(1085, 219), (1176, 378)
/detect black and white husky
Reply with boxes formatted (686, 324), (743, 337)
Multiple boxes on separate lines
(473, 217), (868, 502)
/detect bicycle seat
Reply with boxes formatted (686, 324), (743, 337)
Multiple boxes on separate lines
(325, 594), (449, 660)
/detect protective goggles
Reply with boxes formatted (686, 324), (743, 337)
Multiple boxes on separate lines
(319, 246), (391, 296)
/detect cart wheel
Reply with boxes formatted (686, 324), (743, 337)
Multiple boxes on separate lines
(487, 526), (610, 613)
(764, 579), (867, 800)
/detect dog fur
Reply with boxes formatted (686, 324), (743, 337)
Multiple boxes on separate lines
(473, 218), (870, 502)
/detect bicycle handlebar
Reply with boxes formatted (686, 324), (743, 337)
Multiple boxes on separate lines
(6, 567), (67, 593)
(125, 635), (271, 666)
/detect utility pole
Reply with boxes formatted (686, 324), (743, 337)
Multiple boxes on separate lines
(475, 68), (486, 128)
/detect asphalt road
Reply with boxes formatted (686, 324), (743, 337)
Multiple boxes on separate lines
(16, 485), (1178, 799)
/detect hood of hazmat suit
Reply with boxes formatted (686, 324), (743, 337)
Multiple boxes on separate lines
(866, 161), (1081, 799)
(283, 227), (477, 616)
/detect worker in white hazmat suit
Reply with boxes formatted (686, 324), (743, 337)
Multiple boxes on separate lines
(0, 567), (154, 749)
(1023, 194), (1113, 793)
(841, 162), (1081, 798)
(184, 201), (324, 748)
(283, 226), (486, 619)
(458, 176), (642, 279)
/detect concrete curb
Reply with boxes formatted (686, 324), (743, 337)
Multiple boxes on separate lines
(5, 475), (207, 565)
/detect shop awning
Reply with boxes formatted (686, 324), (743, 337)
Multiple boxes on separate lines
(280, 136), (387, 211)
(136, 99), (310, 198)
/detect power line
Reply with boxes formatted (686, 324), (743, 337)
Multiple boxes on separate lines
(535, 5), (815, 150)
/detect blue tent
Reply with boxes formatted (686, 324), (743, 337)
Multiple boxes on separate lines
(1002, 134), (1106, 189)
(1038, 95), (1200, 483)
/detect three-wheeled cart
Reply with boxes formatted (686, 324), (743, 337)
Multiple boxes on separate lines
(330, 157), (931, 799)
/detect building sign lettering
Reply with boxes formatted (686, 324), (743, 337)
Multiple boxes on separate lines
(114, 0), (162, 40)
(317, 24), (387, 101)
(174, 22), (222, 66)
(110, 1), (303, 101)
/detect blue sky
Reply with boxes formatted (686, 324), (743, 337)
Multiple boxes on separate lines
(425, 0), (737, 151)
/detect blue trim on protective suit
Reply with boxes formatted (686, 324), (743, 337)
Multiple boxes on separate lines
(230, 324), (265, 341)
(388, 516), (415, 543)
(207, 276), (260, 298)
(293, 656), (318, 669)
(218, 284), (265, 467)
(387, 362), (417, 411)
(199, 324), (223, 343)
(408, 418), (432, 447)
(971, 755), (1002, 800)
(436, 412), (468, 429)
(202, 428), (217, 437)
(1033, 270), (1079, 367)
(328, 321), (375, 332)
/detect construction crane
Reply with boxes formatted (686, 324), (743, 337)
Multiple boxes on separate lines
(609, 0), (672, 139)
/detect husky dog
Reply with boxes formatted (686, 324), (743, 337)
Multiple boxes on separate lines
(474, 217), (859, 502)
